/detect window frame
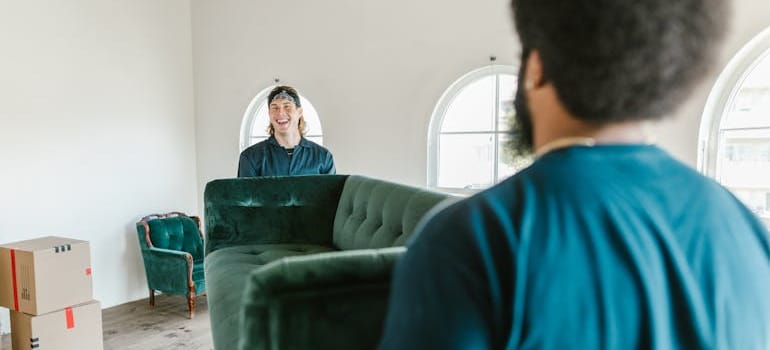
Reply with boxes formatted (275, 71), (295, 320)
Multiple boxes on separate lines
(427, 64), (519, 194)
(698, 27), (770, 178)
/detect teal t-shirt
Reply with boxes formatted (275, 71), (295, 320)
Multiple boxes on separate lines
(380, 145), (770, 349)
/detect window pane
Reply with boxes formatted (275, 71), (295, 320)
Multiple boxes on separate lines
(438, 133), (494, 189)
(249, 96), (324, 143)
(722, 50), (770, 130)
(742, 51), (770, 88)
(716, 48), (770, 220)
(717, 128), (770, 217)
(300, 98), (323, 137)
(497, 74), (518, 133)
(440, 75), (496, 133)
(250, 103), (270, 137)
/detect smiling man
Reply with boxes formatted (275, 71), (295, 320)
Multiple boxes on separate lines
(237, 85), (335, 177)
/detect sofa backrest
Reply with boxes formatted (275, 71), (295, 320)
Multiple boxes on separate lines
(333, 175), (450, 250)
(204, 175), (349, 255)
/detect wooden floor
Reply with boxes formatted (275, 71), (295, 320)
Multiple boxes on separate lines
(1, 294), (213, 350)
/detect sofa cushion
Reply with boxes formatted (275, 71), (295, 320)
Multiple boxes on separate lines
(333, 175), (450, 250)
(205, 244), (335, 350)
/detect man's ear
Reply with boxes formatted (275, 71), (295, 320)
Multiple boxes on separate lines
(525, 50), (546, 90)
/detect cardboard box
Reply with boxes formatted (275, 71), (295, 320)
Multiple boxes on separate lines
(10, 300), (103, 350)
(0, 236), (93, 315)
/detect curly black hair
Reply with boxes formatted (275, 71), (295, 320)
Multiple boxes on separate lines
(511, 0), (727, 122)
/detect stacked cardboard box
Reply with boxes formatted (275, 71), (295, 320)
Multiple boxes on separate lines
(0, 236), (103, 350)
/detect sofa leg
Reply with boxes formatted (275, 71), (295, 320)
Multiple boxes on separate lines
(149, 289), (155, 307)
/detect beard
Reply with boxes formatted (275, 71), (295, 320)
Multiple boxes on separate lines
(507, 49), (535, 157)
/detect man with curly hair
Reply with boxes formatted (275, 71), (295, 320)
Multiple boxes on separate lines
(379, 0), (770, 348)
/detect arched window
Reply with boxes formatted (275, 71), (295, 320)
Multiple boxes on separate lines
(428, 65), (530, 193)
(240, 86), (324, 151)
(699, 27), (770, 224)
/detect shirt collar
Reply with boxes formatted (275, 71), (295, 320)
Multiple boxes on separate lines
(268, 135), (308, 148)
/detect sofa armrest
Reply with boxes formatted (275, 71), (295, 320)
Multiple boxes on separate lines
(141, 247), (193, 292)
(204, 175), (349, 256)
(246, 246), (404, 293)
(238, 247), (406, 350)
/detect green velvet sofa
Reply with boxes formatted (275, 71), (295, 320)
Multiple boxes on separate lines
(203, 175), (450, 350)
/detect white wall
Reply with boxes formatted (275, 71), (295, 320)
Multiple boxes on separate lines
(0, 1), (197, 334)
(192, 0), (770, 195)
(191, 0), (518, 192)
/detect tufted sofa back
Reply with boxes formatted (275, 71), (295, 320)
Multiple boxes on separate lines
(204, 176), (348, 255)
(333, 175), (450, 250)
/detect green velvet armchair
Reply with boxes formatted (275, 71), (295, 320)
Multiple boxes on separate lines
(136, 212), (206, 319)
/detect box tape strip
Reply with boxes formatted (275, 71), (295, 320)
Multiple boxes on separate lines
(10, 249), (19, 311)
(65, 307), (75, 329)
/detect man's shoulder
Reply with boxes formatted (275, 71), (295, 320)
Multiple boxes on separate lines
(300, 138), (332, 154)
(241, 138), (275, 156)
(411, 185), (518, 246)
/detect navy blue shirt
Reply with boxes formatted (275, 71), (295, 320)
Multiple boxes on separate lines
(379, 145), (770, 349)
(237, 136), (335, 177)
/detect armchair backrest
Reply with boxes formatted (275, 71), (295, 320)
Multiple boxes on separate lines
(136, 212), (204, 262)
